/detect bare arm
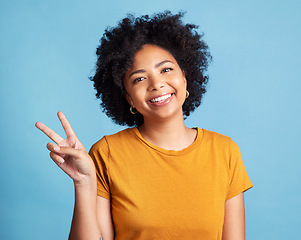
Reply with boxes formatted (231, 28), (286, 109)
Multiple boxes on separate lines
(36, 112), (113, 240)
(97, 196), (114, 239)
(68, 184), (114, 240)
(68, 177), (100, 240)
(222, 192), (245, 240)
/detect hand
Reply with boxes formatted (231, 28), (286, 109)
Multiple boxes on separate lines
(35, 111), (95, 183)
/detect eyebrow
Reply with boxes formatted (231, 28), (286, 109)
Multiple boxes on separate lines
(155, 60), (173, 68)
(128, 60), (174, 79)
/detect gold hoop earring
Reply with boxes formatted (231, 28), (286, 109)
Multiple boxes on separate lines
(186, 90), (189, 98)
(130, 106), (138, 114)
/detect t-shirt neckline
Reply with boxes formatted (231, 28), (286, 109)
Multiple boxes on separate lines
(131, 127), (204, 156)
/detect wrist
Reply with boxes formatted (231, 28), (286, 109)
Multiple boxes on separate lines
(73, 172), (97, 190)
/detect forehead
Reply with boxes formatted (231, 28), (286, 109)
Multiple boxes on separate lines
(130, 44), (177, 67)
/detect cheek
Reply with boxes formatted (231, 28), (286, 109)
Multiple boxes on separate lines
(129, 88), (145, 105)
(173, 76), (186, 92)
(177, 78), (187, 100)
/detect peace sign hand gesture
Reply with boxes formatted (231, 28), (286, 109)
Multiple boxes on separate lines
(35, 111), (95, 184)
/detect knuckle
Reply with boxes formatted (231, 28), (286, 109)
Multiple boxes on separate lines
(77, 150), (84, 158)
(77, 150), (87, 159)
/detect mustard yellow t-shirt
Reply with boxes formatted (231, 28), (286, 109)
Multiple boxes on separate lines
(89, 128), (253, 239)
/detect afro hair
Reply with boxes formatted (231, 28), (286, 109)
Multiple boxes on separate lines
(91, 11), (212, 126)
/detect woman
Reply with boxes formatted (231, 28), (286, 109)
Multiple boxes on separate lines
(36, 12), (252, 240)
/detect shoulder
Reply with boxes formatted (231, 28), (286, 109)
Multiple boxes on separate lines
(202, 129), (232, 144)
(89, 127), (136, 153)
(201, 128), (240, 153)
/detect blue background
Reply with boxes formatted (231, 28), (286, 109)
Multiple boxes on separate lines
(1, 0), (300, 239)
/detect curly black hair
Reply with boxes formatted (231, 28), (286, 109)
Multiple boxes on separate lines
(91, 11), (212, 127)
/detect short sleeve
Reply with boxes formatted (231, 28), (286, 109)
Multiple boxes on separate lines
(226, 140), (253, 200)
(89, 137), (111, 200)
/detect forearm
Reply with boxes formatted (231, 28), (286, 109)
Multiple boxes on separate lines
(69, 176), (100, 240)
(222, 193), (245, 240)
(35, 113), (102, 239)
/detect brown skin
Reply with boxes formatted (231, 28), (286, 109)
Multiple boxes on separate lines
(35, 112), (113, 240)
(36, 44), (246, 240)
(123, 44), (197, 151)
(223, 193), (246, 240)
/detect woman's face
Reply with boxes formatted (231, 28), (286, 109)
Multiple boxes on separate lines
(123, 44), (187, 123)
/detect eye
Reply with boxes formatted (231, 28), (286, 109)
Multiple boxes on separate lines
(133, 77), (145, 84)
(161, 67), (173, 73)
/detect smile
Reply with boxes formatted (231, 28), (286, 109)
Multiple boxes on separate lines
(150, 94), (172, 103)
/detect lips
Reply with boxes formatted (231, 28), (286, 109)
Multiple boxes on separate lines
(149, 94), (172, 103)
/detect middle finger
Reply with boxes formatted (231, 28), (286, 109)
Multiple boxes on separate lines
(35, 121), (64, 144)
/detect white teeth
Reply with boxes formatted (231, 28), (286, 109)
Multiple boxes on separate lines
(150, 94), (172, 103)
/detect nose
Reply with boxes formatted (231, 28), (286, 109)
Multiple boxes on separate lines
(147, 74), (165, 91)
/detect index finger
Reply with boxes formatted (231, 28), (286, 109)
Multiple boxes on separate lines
(35, 121), (64, 144)
(57, 111), (77, 138)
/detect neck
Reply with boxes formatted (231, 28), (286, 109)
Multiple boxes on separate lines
(138, 114), (197, 151)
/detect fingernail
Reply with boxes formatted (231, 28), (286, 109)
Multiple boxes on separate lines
(54, 146), (60, 151)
